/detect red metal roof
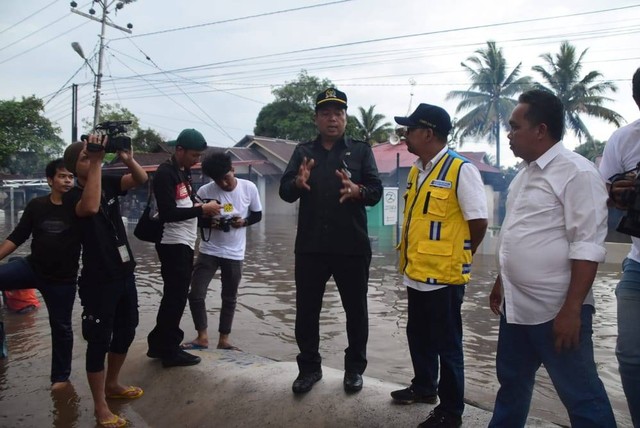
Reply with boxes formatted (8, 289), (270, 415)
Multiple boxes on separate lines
(371, 142), (501, 174)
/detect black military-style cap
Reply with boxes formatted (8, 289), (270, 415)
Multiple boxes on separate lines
(315, 87), (348, 110)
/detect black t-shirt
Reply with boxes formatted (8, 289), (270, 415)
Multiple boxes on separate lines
(64, 175), (136, 284)
(7, 195), (80, 284)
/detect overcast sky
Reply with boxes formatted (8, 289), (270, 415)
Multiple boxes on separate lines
(1, 0), (639, 167)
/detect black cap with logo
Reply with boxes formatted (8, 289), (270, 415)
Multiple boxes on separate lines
(315, 88), (348, 110)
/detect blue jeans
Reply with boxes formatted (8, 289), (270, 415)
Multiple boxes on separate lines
(618, 258), (640, 427)
(0, 257), (76, 383)
(489, 306), (616, 428)
(407, 285), (465, 417)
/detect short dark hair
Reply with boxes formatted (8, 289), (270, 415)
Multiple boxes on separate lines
(518, 89), (565, 142)
(45, 158), (66, 179)
(632, 67), (640, 100)
(201, 151), (232, 180)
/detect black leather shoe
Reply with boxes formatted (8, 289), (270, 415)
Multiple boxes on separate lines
(391, 386), (438, 404)
(146, 349), (161, 359)
(418, 409), (462, 428)
(292, 371), (322, 394)
(343, 372), (363, 393)
(161, 349), (201, 368)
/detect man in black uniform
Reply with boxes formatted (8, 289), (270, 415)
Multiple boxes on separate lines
(279, 88), (382, 394)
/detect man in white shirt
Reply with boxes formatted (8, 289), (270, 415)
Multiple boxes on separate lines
(181, 151), (262, 351)
(598, 67), (640, 428)
(489, 90), (616, 427)
(391, 103), (488, 428)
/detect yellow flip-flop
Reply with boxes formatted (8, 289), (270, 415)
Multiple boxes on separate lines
(106, 386), (143, 399)
(97, 414), (127, 428)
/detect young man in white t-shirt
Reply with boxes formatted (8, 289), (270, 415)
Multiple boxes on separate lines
(182, 151), (262, 351)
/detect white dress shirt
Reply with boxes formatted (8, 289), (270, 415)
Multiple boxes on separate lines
(497, 142), (608, 325)
(404, 146), (488, 292)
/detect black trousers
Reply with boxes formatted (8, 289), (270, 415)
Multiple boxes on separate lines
(294, 253), (371, 375)
(147, 243), (194, 357)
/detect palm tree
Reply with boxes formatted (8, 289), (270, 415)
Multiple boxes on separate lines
(447, 41), (532, 167)
(532, 41), (624, 142)
(352, 105), (393, 145)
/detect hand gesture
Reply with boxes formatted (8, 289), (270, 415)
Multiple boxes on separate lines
(294, 157), (315, 191)
(336, 169), (358, 203)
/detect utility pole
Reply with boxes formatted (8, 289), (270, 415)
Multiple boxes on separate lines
(71, 83), (78, 142)
(69, 1), (134, 129)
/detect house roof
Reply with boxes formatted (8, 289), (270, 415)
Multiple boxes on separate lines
(103, 137), (501, 180)
(371, 142), (501, 175)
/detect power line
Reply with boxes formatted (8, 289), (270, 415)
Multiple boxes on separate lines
(0, 0), (60, 36)
(0, 13), (70, 53)
(113, 0), (353, 40)
(121, 4), (640, 80)
(106, 48), (236, 141)
(0, 20), (90, 66)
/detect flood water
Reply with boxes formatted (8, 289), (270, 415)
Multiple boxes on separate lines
(0, 214), (633, 427)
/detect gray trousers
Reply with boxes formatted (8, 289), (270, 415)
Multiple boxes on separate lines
(187, 252), (243, 335)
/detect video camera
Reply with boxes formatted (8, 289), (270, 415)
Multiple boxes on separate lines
(610, 162), (640, 237)
(81, 120), (132, 153)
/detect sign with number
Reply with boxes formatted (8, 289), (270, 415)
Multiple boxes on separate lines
(383, 187), (398, 225)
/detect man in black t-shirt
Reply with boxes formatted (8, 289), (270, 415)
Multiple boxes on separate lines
(63, 135), (148, 428)
(0, 158), (79, 390)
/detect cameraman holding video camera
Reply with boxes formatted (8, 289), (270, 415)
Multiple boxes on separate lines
(599, 67), (640, 427)
(181, 151), (262, 352)
(63, 130), (148, 428)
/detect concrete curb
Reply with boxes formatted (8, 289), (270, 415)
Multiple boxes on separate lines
(120, 342), (558, 427)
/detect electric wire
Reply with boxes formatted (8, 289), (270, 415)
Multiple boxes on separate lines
(113, 0), (353, 40)
(0, 0), (60, 36)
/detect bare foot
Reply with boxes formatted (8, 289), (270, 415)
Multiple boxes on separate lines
(51, 381), (71, 391)
(217, 342), (241, 351)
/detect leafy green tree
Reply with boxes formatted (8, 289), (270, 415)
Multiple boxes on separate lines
(447, 41), (532, 167)
(574, 139), (606, 162)
(0, 96), (65, 175)
(532, 41), (624, 142)
(352, 105), (393, 145)
(83, 103), (164, 152)
(254, 71), (334, 141)
(82, 103), (140, 133)
(254, 100), (317, 141)
(132, 128), (164, 153)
